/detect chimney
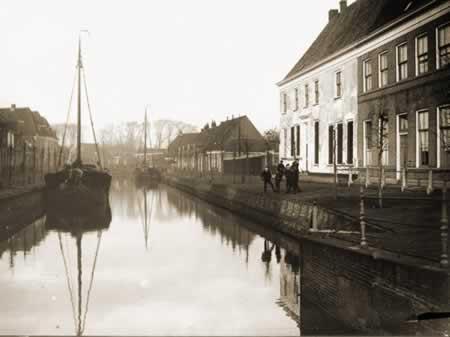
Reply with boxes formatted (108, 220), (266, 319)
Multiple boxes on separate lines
(328, 9), (339, 21)
(339, 0), (347, 13)
(10, 104), (16, 112)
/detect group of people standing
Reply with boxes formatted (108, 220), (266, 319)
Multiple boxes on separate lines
(260, 160), (300, 193)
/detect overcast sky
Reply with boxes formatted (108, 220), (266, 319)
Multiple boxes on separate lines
(0, 0), (355, 132)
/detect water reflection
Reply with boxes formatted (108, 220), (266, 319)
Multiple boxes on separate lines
(46, 208), (111, 336)
(0, 217), (47, 270)
(1, 178), (445, 335)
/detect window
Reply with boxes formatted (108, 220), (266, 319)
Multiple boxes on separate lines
(439, 106), (450, 151)
(416, 34), (428, 75)
(296, 125), (300, 157)
(380, 119), (389, 165)
(290, 127), (295, 157)
(438, 23), (450, 69)
(283, 129), (287, 157)
(347, 121), (353, 164)
(364, 120), (373, 166)
(337, 123), (343, 164)
(363, 59), (373, 92)
(282, 93), (287, 113)
(304, 84), (309, 107)
(335, 72), (342, 98)
(314, 121), (319, 165)
(379, 52), (389, 87)
(417, 111), (429, 166)
(314, 80), (319, 105)
(399, 114), (408, 133)
(294, 88), (299, 111)
(328, 125), (334, 164)
(397, 43), (408, 81)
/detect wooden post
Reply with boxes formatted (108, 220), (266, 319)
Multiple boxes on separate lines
(381, 166), (385, 189)
(401, 167), (407, 192)
(440, 180), (448, 268)
(347, 166), (353, 187)
(22, 142), (26, 186)
(427, 169), (433, 195)
(33, 144), (36, 184)
(360, 184), (368, 248)
(365, 166), (370, 188)
(311, 201), (318, 232)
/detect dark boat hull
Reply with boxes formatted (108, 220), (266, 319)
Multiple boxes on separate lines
(134, 167), (161, 187)
(45, 202), (112, 235)
(44, 167), (112, 216)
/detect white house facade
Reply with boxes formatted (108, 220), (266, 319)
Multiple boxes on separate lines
(279, 53), (358, 174)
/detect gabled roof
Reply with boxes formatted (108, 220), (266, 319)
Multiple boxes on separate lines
(167, 133), (202, 154)
(0, 107), (57, 139)
(281, 0), (439, 83)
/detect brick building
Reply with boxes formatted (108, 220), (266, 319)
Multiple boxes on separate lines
(357, 1), (450, 181)
(278, 0), (450, 181)
(168, 116), (272, 175)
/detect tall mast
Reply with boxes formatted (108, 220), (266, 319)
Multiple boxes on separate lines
(76, 38), (83, 166)
(143, 107), (147, 166)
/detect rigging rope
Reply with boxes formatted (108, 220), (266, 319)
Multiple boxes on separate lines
(81, 67), (103, 169)
(81, 230), (103, 335)
(57, 232), (77, 329)
(58, 71), (78, 168)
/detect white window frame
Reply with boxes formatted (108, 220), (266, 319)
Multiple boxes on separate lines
(415, 33), (429, 76)
(437, 104), (450, 168)
(378, 51), (389, 88)
(436, 22), (450, 70)
(335, 70), (342, 98)
(313, 80), (319, 105)
(294, 88), (299, 111)
(396, 42), (408, 82)
(363, 119), (372, 167)
(416, 109), (430, 168)
(304, 84), (309, 108)
(362, 59), (372, 93)
(396, 113), (408, 180)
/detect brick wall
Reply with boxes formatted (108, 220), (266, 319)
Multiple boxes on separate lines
(300, 240), (448, 334)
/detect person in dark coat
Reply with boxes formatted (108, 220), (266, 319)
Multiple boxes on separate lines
(285, 164), (292, 193)
(261, 166), (274, 192)
(292, 160), (300, 193)
(275, 160), (285, 193)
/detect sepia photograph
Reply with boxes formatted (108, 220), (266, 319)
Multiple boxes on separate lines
(0, 0), (449, 335)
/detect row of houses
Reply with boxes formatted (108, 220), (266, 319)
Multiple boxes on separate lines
(0, 104), (59, 186)
(279, 0), (450, 180)
(168, 116), (275, 175)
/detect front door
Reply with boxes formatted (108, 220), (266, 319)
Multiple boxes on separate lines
(299, 122), (309, 172)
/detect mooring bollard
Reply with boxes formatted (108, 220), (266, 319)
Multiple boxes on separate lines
(312, 201), (318, 231)
(401, 167), (407, 192)
(440, 181), (449, 268)
(360, 184), (368, 248)
(365, 167), (370, 188)
(427, 169), (433, 195)
(348, 166), (353, 187)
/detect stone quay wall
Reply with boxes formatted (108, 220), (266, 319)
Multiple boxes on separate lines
(165, 176), (449, 334)
(0, 187), (44, 239)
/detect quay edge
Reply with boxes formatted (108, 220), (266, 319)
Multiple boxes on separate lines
(0, 186), (45, 238)
(163, 175), (449, 335)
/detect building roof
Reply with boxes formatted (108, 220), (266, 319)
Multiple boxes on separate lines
(281, 0), (439, 83)
(167, 133), (202, 154)
(168, 116), (269, 154)
(0, 106), (57, 139)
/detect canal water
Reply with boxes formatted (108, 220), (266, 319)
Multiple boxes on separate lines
(0, 178), (444, 335)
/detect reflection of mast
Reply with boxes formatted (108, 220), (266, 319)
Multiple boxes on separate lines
(76, 232), (83, 336)
(142, 187), (154, 250)
(58, 228), (103, 336)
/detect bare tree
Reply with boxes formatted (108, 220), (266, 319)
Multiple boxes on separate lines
(372, 95), (389, 208)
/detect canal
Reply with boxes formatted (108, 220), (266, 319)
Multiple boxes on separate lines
(0, 178), (446, 335)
